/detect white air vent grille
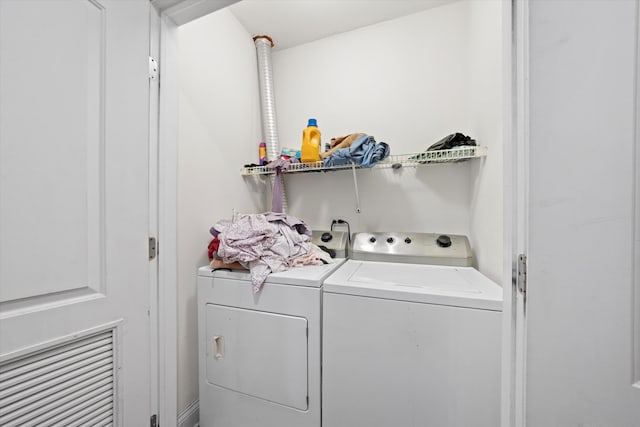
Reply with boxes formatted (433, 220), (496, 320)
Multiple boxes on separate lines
(0, 330), (115, 426)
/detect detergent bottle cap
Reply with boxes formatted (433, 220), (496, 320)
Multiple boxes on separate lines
(307, 118), (317, 127)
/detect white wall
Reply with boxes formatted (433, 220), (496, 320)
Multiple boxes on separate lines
(466, 0), (503, 283)
(274, 0), (502, 280)
(177, 8), (266, 414)
(176, 0), (503, 416)
(275, 1), (472, 235)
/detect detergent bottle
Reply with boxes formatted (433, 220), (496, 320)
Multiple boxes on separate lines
(301, 118), (321, 163)
(258, 142), (267, 165)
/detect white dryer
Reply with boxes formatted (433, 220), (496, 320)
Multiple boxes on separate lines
(322, 232), (503, 427)
(197, 258), (345, 427)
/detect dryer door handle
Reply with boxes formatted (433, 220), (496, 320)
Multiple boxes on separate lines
(213, 335), (225, 360)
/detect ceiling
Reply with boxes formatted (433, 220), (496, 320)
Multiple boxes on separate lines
(227, 0), (459, 51)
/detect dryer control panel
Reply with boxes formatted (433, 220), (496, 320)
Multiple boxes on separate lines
(311, 230), (349, 258)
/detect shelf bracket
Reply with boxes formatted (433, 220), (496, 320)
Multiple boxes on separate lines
(351, 162), (361, 213)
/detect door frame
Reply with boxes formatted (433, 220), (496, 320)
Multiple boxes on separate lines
(507, 0), (529, 426)
(149, 3), (163, 425)
(154, 2), (239, 425)
(154, 1), (525, 426)
(155, 9), (179, 427)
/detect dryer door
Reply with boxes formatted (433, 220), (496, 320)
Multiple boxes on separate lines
(205, 304), (309, 410)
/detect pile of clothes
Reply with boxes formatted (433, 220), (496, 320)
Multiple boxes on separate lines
(208, 212), (333, 293)
(321, 133), (390, 168)
(408, 132), (477, 163)
(425, 132), (476, 150)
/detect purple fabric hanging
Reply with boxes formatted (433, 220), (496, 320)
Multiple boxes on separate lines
(272, 169), (284, 213)
(266, 158), (299, 213)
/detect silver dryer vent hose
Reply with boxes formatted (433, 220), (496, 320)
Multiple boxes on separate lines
(253, 35), (287, 213)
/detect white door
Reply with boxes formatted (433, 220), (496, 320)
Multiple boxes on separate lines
(524, 0), (640, 425)
(0, 0), (154, 425)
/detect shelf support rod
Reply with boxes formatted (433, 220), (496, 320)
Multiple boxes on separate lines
(351, 162), (361, 213)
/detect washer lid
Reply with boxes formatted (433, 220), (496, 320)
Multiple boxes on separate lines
(197, 258), (346, 287)
(323, 260), (503, 311)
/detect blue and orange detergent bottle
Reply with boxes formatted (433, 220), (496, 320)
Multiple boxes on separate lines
(301, 118), (321, 163)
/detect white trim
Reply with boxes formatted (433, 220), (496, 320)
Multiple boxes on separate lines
(510, 0), (530, 426)
(149, 4), (162, 424)
(177, 400), (200, 427)
(500, 0), (515, 425)
(161, 0), (239, 26)
(633, 0), (640, 390)
(113, 321), (124, 427)
(157, 2), (526, 426)
(156, 2), (242, 425)
(0, 319), (123, 363)
(0, 290), (105, 320)
(158, 11), (179, 427)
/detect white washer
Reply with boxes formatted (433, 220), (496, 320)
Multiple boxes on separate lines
(322, 232), (503, 427)
(197, 258), (345, 427)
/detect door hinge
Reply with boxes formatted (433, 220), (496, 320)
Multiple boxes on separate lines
(149, 237), (158, 261)
(516, 253), (527, 294)
(149, 56), (159, 80)
(150, 414), (158, 427)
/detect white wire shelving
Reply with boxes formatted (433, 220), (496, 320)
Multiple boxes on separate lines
(240, 145), (488, 176)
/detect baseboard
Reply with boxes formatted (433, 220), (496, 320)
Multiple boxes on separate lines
(177, 400), (199, 427)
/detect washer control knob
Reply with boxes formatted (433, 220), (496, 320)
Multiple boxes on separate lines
(436, 235), (452, 248)
(404, 237), (412, 244)
(386, 237), (394, 244)
(321, 232), (333, 242)
(369, 236), (377, 243)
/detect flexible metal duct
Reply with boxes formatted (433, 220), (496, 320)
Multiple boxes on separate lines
(253, 35), (287, 213)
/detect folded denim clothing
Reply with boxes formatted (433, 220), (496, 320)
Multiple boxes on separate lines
(321, 133), (365, 159)
(323, 134), (390, 168)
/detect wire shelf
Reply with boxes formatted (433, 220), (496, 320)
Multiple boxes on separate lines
(240, 145), (488, 176)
